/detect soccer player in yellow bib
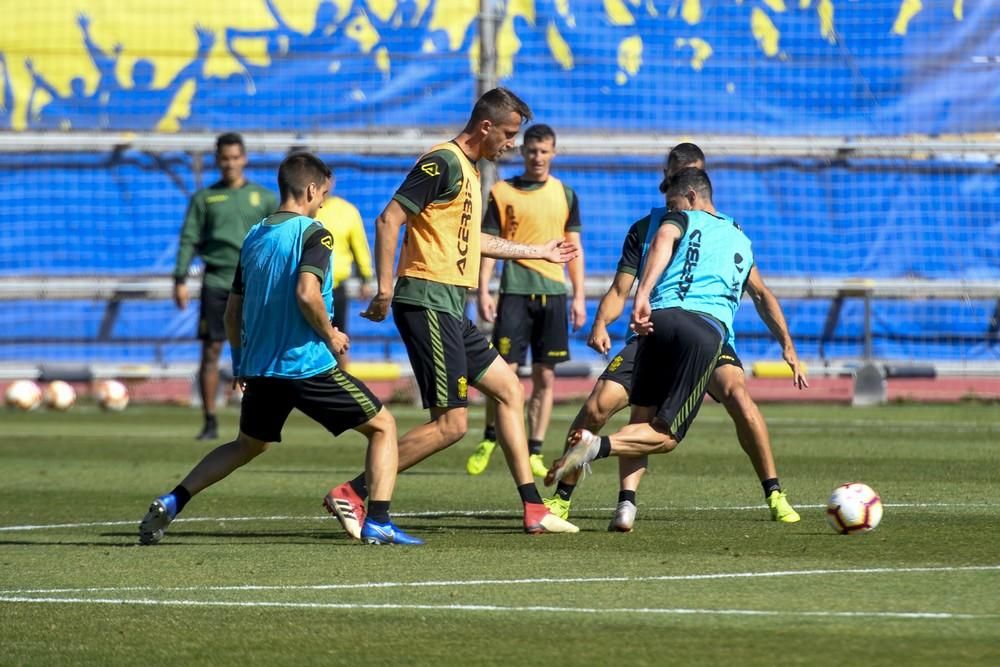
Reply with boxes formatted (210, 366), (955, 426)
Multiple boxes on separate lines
(326, 88), (580, 535)
(314, 186), (374, 368)
(468, 124), (586, 479)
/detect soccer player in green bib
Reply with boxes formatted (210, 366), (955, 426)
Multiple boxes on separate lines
(173, 133), (277, 441)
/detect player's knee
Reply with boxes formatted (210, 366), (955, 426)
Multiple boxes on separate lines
(365, 407), (397, 437)
(532, 364), (556, 390)
(201, 343), (222, 366)
(582, 395), (611, 429)
(435, 409), (468, 445)
(649, 421), (679, 454)
(492, 376), (525, 409)
(237, 433), (269, 457)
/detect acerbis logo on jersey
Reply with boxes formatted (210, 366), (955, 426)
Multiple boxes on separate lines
(420, 162), (440, 177)
(505, 204), (519, 238)
(455, 177), (473, 275)
(676, 229), (702, 301)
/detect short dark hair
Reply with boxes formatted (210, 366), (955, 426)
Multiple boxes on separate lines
(216, 132), (245, 154)
(466, 87), (532, 129)
(666, 167), (713, 203)
(523, 123), (556, 146)
(277, 152), (331, 201)
(659, 142), (705, 192)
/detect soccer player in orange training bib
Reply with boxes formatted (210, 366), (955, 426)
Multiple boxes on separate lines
(326, 88), (580, 535)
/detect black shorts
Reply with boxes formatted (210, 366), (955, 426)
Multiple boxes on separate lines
(331, 284), (349, 333)
(239, 367), (382, 442)
(492, 293), (570, 366)
(599, 339), (741, 394)
(630, 309), (724, 442)
(393, 302), (499, 409)
(198, 285), (229, 342)
(598, 338), (639, 393)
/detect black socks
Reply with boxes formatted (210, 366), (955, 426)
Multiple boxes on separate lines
(555, 483), (575, 501)
(367, 500), (391, 524)
(597, 436), (612, 459)
(528, 438), (543, 455)
(170, 485), (192, 513)
(762, 478), (782, 498)
(349, 474), (368, 499)
(483, 425), (497, 442)
(517, 483), (543, 505)
(618, 490), (636, 505)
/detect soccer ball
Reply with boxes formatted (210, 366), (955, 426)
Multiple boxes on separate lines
(43, 381), (77, 411)
(95, 379), (129, 411)
(826, 482), (883, 534)
(5, 380), (42, 411)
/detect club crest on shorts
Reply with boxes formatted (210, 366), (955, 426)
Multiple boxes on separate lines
(608, 355), (624, 372)
(498, 337), (511, 356)
(457, 375), (468, 400)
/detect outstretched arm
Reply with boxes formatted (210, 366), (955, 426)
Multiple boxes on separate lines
(78, 12), (120, 82)
(745, 265), (808, 389)
(165, 26), (216, 92)
(24, 58), (59, 98)
(588, 270), (635, 355)
(480, 232), (578, 263)
(265, 0), (293, 31)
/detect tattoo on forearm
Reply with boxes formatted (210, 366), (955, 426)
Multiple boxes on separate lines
(485, 235), (537, 258)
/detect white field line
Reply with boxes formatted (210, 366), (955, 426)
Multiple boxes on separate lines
(1, 502), (997, 533)
(0, 596), (994, 620)
(5, 565), (1000, 596)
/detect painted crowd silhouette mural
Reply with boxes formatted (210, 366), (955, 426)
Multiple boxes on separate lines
(0, 0), (992, 135)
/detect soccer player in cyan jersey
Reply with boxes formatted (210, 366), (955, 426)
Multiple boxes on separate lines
(140, 152), (420, 546)
(546, 145), (807, 531)
(468, 123), (586, 479)
(326, 88), (579, 535)
(548, 169), (793, 504)
(173, 133), (277, 441)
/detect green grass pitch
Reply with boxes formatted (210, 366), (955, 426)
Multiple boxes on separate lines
(2, 401), (998, 666)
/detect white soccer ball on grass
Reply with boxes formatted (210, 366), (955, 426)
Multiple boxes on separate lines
(826, 482), (883, 534)
(44, 380), (77, 411)
(96, 379), (130, 411)
(5, 379), (42, 411)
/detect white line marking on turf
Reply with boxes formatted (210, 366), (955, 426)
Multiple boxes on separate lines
(2, 502), (997, 533)
(6, 565), (999, 596)
(0, 596), (993, 620)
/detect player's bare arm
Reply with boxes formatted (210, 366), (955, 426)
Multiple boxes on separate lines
(477, 255), (499, 323)
(745, 265), (808, 390)
(631, 223), (682, 335)
(565, 230), (586, 331)
(361, 199), (407, 322)
(297, 272), (348, 356)
(588, 271), (635, 355)
(480, 233), (578, 263)
(223, 291), (243, 387)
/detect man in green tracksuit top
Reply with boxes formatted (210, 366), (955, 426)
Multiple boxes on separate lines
(173, 132), (277, 440)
